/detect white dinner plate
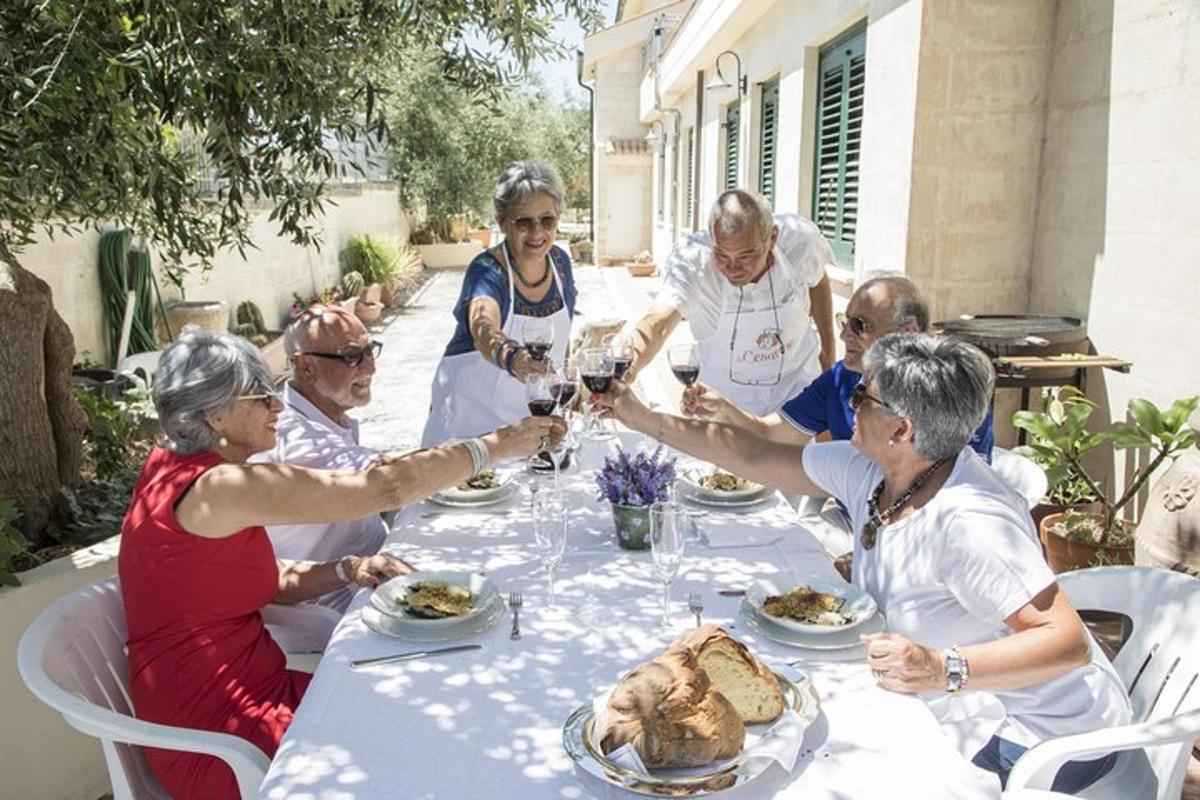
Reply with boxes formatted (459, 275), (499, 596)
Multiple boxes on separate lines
(429, 472), (517, 507)
(563, 664), (820, 797)
(745, 577), (878, 635)
(678, 467), (771, 503)
(362, 592), (506, 642)
(369, 571), (500, 629)
(738, 598), (884, 650)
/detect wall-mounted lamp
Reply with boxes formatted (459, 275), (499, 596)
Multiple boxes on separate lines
(643, 119), (666, 151)
(704, 50), (747, 96)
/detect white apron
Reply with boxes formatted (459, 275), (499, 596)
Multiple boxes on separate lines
(421, 248), (571, 447)
(694, 263), (821, 416)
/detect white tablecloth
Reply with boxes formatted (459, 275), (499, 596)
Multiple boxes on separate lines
(260, 444), (1001, 800)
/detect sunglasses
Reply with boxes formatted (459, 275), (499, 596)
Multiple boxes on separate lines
(836, 312), (872, 337)
(849, 382), (894, 414)
(301, 340), (383, 367)
(237, 389), (281, 409)
(510, 214), (559, 235)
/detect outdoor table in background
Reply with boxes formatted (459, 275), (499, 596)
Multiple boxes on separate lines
(259, 437), (1002, 800)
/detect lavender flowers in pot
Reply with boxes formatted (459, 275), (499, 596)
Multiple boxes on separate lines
(596, 446), (677, 550)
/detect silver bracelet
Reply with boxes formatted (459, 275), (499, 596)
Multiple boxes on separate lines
(333, 557), (352, 584)
(457, 438), (490, 475)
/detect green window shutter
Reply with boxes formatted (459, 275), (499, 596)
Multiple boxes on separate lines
(758, 79), (779, 207)
(723, 104), (740, 190)
(813, 23), (866, 265)
(685, 129), (695, 227)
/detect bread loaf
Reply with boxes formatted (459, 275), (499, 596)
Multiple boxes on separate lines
(600, 646), (745, 768)
(672, 625), (785, 724)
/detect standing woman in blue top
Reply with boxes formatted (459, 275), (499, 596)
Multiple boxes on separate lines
(421, 161), (578, 446)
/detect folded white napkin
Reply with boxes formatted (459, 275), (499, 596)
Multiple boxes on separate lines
(590, 691), (808, 776)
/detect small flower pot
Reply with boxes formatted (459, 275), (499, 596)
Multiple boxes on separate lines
(1038, 511), (1134, 573)
(354, 300), (383, 325)
(611, 502), (652, 550)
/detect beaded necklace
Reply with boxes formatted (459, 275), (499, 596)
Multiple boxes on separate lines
(860, 457), (951, 550)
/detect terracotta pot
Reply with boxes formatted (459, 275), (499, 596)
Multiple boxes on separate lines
(359, 283), (382, 305)
(467, 229), (492, 248)
(1039, 511), (1134, 573)
(626, 263), (656, 278)
(1030, 501), (1102, 534)
(354, 300), (383, 325)
(160, 300), (229, 341)
(1135, 410), (1200, 576)
(380, 283), (401, 307)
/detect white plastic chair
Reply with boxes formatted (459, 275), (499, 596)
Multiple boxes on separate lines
(991, 446), (1049, 510)
(18, 578), (340, 799)
(1006, 566), (1200, 799)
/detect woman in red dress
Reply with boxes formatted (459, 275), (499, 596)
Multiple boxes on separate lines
(120, 329), (562, 798)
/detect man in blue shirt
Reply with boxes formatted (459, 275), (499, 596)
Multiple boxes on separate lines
(682, 273), (994, 460)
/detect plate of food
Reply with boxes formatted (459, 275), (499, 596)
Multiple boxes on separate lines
(369, 571), (500, 630)
(563, 626), (819, 797)
(430, 468), (516, 506)
(745, 577), (878, 636)
(677, 468), (771, 507)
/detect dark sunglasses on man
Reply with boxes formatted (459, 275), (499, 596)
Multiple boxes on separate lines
(300, 340), (384, 368)
(836, 311), (872, 337)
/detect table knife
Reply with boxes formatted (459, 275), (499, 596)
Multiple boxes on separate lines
(350, 643), (482, 669)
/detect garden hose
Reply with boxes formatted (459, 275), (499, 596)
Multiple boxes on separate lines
(99, 230), (157, 364)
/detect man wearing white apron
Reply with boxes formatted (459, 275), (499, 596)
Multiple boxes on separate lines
(422, 160), (577, 447)
(626, 189), (836, 416)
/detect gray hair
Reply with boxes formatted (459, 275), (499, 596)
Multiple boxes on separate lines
(283, 304), (358, 365)
(856, 272), (930, 332)
(492, 160), (566, 222)
(708, 189), (774, 240)
(155, 327), (276, 453)
(862, 333), (994, 460)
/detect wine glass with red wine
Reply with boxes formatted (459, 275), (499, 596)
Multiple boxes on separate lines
(608, 334), (634, 382)
(667, 343), (701, 387)
(579, 347), (615, 440)
(524, 318), (553, 362)
(526, 373), (558, 419)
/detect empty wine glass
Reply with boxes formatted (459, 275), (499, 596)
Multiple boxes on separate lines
(533, 490), (568, 613)
(579, 347), (615, 440)
(649, 502), (687, 628)
(667, 343), (701, 387)
(524, 318), (554, 362)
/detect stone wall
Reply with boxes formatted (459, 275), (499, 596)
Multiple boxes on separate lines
(1029, 0), (1200, 426)
(595, 53), (656, 259)
(19, 183), (407, 363)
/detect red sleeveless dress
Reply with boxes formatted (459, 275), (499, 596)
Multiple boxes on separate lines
(119, 448), (311, 798)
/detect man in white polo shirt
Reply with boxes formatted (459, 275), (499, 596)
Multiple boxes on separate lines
(625, 189), (836, 416)
(258, 304), (388, 610)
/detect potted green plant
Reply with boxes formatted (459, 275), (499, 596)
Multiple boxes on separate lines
(1014, 389), (1198, 572)
(595, 447), (677, 550)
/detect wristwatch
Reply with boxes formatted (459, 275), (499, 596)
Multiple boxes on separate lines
(944, 646), (970, 693)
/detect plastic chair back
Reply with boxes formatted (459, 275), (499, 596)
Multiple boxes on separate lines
(991, 446), (1049, 510)
(18, 578), (268, 799)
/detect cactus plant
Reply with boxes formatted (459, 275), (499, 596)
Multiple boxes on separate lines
(342, 270), (365, 298)
(235, 300), (266, 335)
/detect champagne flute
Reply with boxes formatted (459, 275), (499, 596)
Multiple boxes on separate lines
(579, 347), (615, 440)
(667, 343), (701, 387)
(650, 503), (686, 628)
(533, 490), (568, 613)
(524, 318), (553, 362)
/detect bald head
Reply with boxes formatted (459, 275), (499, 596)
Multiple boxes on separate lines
(840, 272), (929, 371)
(855, 273), (929, 332)
(284, 304), (376, 417)
(708, 189), (774, 241)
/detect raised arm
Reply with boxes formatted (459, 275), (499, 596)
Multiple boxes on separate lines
(177, 418), (564, 538)
(625, 303), (681, 383)
(594, 382), (828, 498)
(681, 383), (812, 444)
(809, 271), (836, 372)
(468, 296), (545, 382)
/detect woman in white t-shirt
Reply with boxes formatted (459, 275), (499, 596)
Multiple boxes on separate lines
(592, 333), (1131, 793)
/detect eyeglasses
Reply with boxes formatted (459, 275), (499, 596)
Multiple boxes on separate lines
(300, 340), (383, 367)
(237, 390), (281, 409)
(849, 382), (894, 414)
(836, 312), (872, 337)
(510, 214), (559, 235)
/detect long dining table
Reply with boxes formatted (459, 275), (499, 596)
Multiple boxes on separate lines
(259, 437), (1003, 800)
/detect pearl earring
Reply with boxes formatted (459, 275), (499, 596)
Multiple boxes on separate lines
(218, 436), (229, 448)
(888, 439), (896, 447)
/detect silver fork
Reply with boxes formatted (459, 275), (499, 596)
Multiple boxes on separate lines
(509, 591), (523, 640)
(688, 592), (704, 628)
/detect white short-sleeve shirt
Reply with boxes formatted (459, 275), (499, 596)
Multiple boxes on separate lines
(253, 384), (388, 609)
(654, 213), (831, 341)
(802, 442), (1132, 746)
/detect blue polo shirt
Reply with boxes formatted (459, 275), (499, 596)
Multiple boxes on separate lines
(779, 361), (994, 461)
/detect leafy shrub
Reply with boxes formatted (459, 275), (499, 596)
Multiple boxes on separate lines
(0, 500), (26, 587)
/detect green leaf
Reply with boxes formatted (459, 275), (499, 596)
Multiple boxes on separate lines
(1127, 398), (1165, 436)
(1161, 396), (1200, 433)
